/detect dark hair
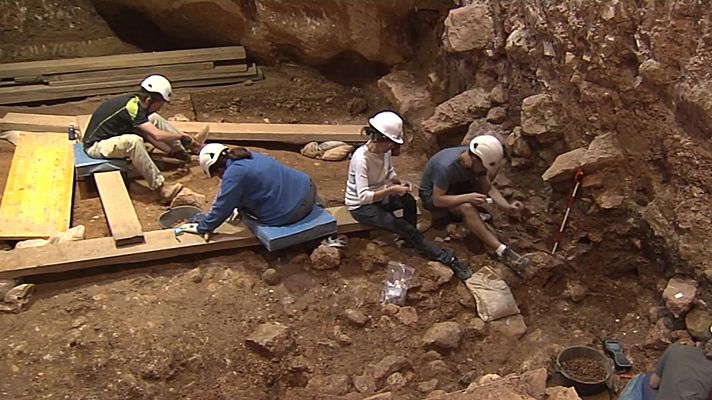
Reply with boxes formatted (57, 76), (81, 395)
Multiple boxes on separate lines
(362, 126), (394, 143)
(208, 146), (252, 177)
(138, 87), (164, 102)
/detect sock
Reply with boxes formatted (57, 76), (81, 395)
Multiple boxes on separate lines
(495, 244), (507, 257)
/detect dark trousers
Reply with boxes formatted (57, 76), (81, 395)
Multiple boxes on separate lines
(350, 193), (453, 264)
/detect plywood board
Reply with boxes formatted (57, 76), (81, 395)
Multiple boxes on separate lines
(0, 46), (247, 79)
(0, 132), (74, 240)
(0, 207), (369, 279)
(94, 171), (144, 246)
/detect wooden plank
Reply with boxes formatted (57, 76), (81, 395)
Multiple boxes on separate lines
(94, 171), (144, 246)
(0, 206), (369, 279)
(48, 61), (217, 82)
(0, 65), (261, 104)
(0, 113), (75, 132)
(0, 46), (247, 79)
(0, 132), (74, 240)
(48, 64), (250, 87)
(0, 113), (365, 144)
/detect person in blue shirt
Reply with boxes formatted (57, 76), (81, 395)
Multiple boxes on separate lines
(177, 143), (316, 238)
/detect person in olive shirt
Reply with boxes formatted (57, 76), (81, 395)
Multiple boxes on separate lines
(83, 75), (207, 203)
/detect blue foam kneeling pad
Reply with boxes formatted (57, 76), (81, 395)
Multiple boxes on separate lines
(243, 205), (337, 251)
(74, 143), (128, 179)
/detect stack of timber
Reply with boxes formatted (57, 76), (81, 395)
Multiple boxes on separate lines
(0, 46), (261, 105)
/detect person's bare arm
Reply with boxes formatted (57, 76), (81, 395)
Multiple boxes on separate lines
(432, 186), (487, 209)
(649, 372), (661, 389)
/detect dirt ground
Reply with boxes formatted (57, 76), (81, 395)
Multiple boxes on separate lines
(0, 64), (668, 400)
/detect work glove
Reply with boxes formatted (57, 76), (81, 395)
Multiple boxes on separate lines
(175, 223), (200, 235)
(322, 235), (347, 249)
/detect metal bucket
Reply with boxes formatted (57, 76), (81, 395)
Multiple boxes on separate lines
(158, 205), (202, 229)
(556, 346), (614, 396)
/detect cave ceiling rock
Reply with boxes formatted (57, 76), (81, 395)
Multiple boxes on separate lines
(97, 0), (416, 66)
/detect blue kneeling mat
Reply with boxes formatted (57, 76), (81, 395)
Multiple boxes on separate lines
(243, 205), (337, 251)
(73, 143), (128, 179)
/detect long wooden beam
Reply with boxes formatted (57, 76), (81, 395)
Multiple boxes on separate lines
(0, 207), (369, 279)
(0, 113), (365, 144)
(0, 46), (247, 79)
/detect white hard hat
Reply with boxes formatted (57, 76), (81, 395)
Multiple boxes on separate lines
(140, 74), (172, 102)
(369, 111), (404, 144)
(469, 135), (504, 174)
(199, 143), (228, 177)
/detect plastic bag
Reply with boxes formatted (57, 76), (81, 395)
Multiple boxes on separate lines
(465, 266), (520, 322)
(382, 261), (415, 305)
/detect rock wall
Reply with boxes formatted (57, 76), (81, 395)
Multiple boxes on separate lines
(403, 1), (712, 282)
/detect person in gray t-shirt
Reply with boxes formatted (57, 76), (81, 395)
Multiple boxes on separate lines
(647, 339), (712, 400)
(419, 135), (530, 276)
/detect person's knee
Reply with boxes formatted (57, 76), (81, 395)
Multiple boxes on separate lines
(456, 203), (479, 219)
(123, 134), (145, 148)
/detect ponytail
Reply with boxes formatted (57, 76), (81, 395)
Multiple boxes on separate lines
(225, 147), (252, 161)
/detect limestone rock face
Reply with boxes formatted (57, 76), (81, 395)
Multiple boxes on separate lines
(94, 0), (415, 66)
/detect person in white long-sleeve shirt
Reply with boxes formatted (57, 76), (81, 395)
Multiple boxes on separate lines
(345, 111), (472, 280)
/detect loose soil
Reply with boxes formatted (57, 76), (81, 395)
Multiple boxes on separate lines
(0, 64), (665, 399)
(561, 358), (608, 383)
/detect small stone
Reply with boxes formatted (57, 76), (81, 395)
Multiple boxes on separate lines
(243, 79), (254, 86)
(353, 373), (376, 394)
(396, 306), (418, 326)
(336, 333), (352, 346)
(417, 379), (439, 393)
(373, 355), (411, 382)
(382, 303), (400, 316)
(489, 314), (527, 338)
(344, 309), (370, 327)
(563, 281), (588, 302)
(662, 277), (698, 317)
(386, 372), (408, 389)
(458, 370), (478, 386)
(188, 268), (203, 283)
(261, 268), (281, 285)
(486, 107), (507, 124)
(685, 308), (712, 340)
(644, 317), (673, 350)
(422, 322), (463, 351)
(426, 261), (454, 285)
(245, 322), (294, 357)
(310, 245), (341, 270)
(360, 243), (388, 272)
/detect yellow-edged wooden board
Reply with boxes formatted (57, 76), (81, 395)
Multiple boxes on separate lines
(0, 132), (74, 239)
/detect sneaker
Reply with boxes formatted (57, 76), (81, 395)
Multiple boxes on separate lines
(158, 182), (183, 204)
(190, 125), (210, 153)
(447, 257), (472, 280)
(499, 246), (530, 277)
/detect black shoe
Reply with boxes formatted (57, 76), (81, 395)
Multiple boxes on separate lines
(447, 257), (472, 280)
(499, 247), (530, 277)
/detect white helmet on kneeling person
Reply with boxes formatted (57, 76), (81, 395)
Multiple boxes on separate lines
(199, 143), (228, 177)
(368, 111), (404, 144)
(140, 75), (173, 102)
(469, 135), (504, 175)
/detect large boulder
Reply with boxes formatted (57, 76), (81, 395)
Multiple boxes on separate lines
(378, 71), (434, 119)
(422, 88), (491, 135)
(443, 3), (494, 52)
(520, 94), (564, 143)
(94, 0), (415, 66)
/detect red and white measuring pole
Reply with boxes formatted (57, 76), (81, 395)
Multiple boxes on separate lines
(551, 169), (584, 255)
